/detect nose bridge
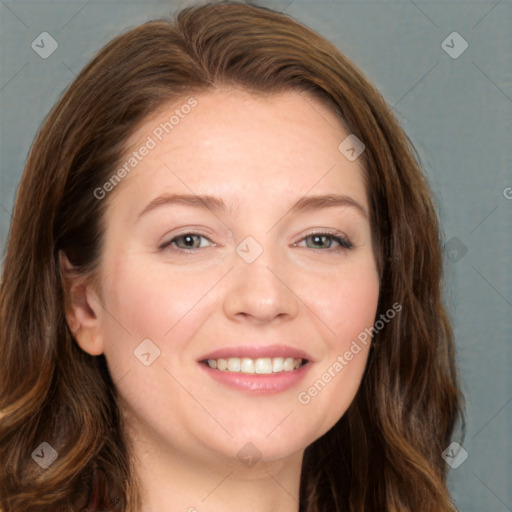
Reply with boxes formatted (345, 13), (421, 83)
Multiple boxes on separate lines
(222, 232), (299, 322)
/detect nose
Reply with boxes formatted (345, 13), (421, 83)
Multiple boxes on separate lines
(222, 239), (300, 324)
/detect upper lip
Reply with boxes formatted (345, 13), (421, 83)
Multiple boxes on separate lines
(199, 344), (314, 362)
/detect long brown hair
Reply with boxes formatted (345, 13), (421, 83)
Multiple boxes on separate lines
(0, 2), (465, 511)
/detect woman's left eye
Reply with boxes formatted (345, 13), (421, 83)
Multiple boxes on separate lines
(296, 232), (353, 252)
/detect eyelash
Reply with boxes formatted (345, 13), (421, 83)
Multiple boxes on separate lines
(159, 230), (353, 253)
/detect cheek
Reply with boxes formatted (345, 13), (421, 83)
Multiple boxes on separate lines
(302, 259), (380, 350)
(99, 254), (226, 385)
(98, 257), (185, 378)
(103, 256), (210, 339)
(291, 260), (379, 430)
(332, 275), (380, 345)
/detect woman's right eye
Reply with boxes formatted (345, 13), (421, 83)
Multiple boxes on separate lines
(159, 233), (214, 252)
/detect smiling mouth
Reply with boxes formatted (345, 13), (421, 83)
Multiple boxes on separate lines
(201, 357), (308, 374)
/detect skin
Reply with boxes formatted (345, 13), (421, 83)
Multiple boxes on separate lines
(62, 88), (380, 512)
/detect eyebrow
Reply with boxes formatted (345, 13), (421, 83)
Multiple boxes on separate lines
(137, 193), (368, 220)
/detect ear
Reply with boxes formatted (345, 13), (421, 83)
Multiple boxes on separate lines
(59, 250), (105, 356)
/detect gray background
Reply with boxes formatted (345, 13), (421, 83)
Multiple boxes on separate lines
(1, 1), (511, 510)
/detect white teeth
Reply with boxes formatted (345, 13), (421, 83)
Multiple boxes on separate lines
(283, 357), (295, 371)
(240, 357), (255, 373)
(255, 358), (272, 374)
(272, 357), (284, 372)
(206, 356), (304, 374)
(227, 357), (241, 372)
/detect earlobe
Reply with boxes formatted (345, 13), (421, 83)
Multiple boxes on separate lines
(58, 250), (105, 356)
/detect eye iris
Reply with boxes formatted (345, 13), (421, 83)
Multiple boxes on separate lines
(178, 234), (199, 248)
(308, 234), (330, 249)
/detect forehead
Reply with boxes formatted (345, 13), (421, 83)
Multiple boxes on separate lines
(108, 88), (368, 217)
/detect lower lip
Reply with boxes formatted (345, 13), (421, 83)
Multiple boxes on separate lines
(199, 362), (312, 394)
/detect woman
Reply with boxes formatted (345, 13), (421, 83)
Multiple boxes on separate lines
(0, 1), (465, 511)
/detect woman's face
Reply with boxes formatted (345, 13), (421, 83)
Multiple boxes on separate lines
(82, 88), (379, 466)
